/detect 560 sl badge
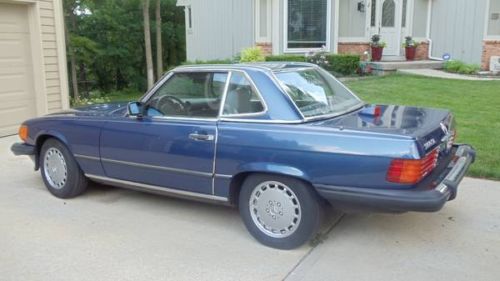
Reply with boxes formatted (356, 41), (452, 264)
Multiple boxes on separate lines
(423, 138), (436, 150)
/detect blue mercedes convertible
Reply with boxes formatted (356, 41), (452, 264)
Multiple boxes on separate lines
(11, 63), (475, 249)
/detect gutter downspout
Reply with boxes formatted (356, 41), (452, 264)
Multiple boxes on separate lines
(426, 0), (442, 60)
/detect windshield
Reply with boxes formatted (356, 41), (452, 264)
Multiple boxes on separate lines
(275, 68), (364, 118)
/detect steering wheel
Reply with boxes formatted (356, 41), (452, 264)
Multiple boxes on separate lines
(154, 95), (187, 116)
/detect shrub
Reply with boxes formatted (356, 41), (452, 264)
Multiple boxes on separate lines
(240, 47), (266, 62)
(326, 54), (361, 75)
(265, 55), (306, 62)
(182, 59), (234, 65)
(444, 60), (480, 75)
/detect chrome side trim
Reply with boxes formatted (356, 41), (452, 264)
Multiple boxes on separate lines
(219, 118), (302, 124)
(101, 158), (213, 178)
(215, 174), (232, 179)
(86, 174), (229, 203)
(74, 154), (100, 161)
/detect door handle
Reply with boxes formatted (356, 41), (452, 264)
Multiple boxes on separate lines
(189, 133), (215, 141)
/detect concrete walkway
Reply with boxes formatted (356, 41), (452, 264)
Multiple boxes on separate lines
(1, 135), (500, 281)
(398, 68), (499, 81)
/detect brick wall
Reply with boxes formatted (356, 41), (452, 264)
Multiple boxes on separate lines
(481, 40), (500, 70)
(338, 42), (370, 60)
(415, 41), (429, 60)
(256, 42), (272, 56)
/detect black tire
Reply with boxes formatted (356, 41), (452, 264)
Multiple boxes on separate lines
(239, 174), (322, 249)
(40, 138), (88, 198)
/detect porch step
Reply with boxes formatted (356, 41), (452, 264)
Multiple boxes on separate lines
(369, 60), (444, 71)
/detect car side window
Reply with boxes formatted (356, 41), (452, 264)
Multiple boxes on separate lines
(146, 72), (228, 118)
(222, 72), (265, 115)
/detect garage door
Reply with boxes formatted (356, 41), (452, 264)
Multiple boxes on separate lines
(0, 3), (37, 137)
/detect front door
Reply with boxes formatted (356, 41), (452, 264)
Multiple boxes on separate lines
(100, 71), (229, 194)
(375, 0), (403, 57)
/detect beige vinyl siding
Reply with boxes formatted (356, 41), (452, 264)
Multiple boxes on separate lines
(39, 0), (65, 113)
(0, 0), (68, 136)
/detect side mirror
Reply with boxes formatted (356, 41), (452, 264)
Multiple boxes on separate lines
(127, 101), (143, 118)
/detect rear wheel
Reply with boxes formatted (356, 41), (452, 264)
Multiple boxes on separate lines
(239, 174), (321, 249)
(40, 138), (88, 198)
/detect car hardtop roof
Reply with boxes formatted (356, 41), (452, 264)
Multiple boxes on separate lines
(173, 62), (317, 73)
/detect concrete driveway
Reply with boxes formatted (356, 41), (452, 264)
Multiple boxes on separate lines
(1, 135), (499, 281)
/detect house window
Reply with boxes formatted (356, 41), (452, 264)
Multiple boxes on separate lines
(187, 6), (192, 31)
(401, 0), (407, 27)
(286, 0), (330, 50)
(371, 0), (377, 27)
(381, 0), (395, 27)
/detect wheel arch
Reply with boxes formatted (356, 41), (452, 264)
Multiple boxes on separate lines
(33, 131), (70, 170)
(227, 163), (314, 205)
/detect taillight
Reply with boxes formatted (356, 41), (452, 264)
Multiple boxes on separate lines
(386, 148), (439, 184)
(18, 125), (28, 142)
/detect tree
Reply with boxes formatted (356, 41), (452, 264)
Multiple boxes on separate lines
(155, 0), (163, 80)
(63, 0), (80, 102)
(143, 0), (154, 89)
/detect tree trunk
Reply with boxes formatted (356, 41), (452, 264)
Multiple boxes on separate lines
(143, 0), (154, 89)
(155, 0), (163, 80)
(65, 7), (79, 103)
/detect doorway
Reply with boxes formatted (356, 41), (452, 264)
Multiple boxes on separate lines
(370, 0), (405, 57)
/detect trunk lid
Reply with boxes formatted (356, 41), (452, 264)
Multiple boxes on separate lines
(310, 104), (456, 157)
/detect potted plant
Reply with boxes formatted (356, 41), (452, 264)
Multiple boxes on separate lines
(370, 35), (386, 62)
(403, 36), (419, 61)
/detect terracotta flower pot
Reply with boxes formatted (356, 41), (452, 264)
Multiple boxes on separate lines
(371, 46), (384, 62)
(405, 46), (417, 61)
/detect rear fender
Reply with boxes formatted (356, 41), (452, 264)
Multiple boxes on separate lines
(236, 162), (310, 182)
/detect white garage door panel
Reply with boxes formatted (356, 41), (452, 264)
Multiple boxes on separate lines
(0, 3), (37, 137)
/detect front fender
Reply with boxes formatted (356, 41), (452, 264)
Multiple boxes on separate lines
(30, 130), (71, 171)
(236, 162), (310, 182)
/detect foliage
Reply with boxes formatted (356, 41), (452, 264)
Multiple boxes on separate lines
(346, 74), (500, 180)
(370, 34), (387, 48)
(402, 36), (419, 48)
(71, 88), (142, 106)
(265, 55), (307, 62)
(443, 60), (480, 75)
(239, 47), (266, 63)
(64, 0), (186, 100)
(326, 54), (360, 76)
(182, 59), (235, 65)
(305, 47), (330, 69)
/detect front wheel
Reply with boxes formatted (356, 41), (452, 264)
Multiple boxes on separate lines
(40, 138), (88, 198)
(239, 174), (322, 249)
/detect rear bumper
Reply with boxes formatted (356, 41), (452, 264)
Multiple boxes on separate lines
(315, 144), (476, 213)
(11, 142), (36, 156)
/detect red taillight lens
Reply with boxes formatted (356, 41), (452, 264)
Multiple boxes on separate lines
(387, 149), (439, 184)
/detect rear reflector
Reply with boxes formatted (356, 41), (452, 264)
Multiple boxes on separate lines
(386, 148), (439, 184)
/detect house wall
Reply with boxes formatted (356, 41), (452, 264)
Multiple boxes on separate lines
(412, 0), (428, 38)
(429, 0), (487, 64)
(0, 0), (68, 136)
(339, 0), (366, 38)
(181, 0), (254, 61)
(487, 0), (500, 36)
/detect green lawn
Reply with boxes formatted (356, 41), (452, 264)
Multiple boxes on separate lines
(103, 74), (500, 180)
(346, 74), (500, 180)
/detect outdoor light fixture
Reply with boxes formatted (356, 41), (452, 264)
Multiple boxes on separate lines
(357, 1), (365, 12)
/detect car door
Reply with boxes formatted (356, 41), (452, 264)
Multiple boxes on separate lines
(99, 71), (229, 194)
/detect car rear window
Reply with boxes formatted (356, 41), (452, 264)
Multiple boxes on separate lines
(274, 68), (363, 118)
